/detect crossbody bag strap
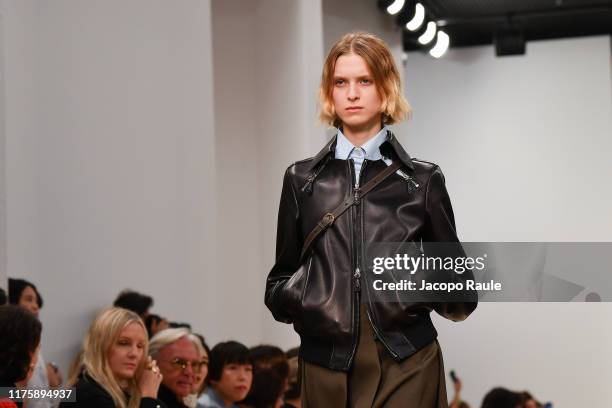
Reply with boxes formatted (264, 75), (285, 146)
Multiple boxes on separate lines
(299, 161), (403, 261)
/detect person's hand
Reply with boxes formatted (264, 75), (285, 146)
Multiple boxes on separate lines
(46, 363), (63, 388)
(453, 378), (462, 394)
(139, 356), (163, 399)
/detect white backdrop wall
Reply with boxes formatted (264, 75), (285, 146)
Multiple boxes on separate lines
(0, 3), (7, 292)
(211, 0), (325, 348)
(323, 0), (612, 406)
(3, 0), (217, 375)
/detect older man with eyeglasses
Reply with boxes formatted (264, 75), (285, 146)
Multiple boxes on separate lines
(149, 328), (205, 408)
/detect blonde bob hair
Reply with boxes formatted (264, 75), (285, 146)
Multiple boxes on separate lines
(81, 307), (148, 408)
(319, 31), (411, 128)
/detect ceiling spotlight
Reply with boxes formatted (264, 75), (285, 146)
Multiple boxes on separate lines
(429, 31), (450, 58)
(418, 21), (437, 45)
(386, 0), (405, 15)
(406, 3), (425, 31)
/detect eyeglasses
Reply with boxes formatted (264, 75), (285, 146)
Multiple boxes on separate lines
(166, 358), (208, 372)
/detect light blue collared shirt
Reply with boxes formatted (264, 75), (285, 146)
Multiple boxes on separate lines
(335, 126), (392, 187)
(197, 387), (239, 408)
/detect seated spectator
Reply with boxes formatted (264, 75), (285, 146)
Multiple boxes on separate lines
(65, 349), (85, 388)
(481, 387), (521, 408)
(149, 328), (203, 408)
(184, 334), (210, 408)
(282, 348), (300, 408)
(113, 290), (154, 319)
(145, 314), (170, 338)
(449, 371), (471, 408)
(0, 305), (42, 408)
(198, 341), (253, 408)
(9, 278), (62, 408)
(240, 346), (288, 408)
(0, 287), (6, 305)
(59, 307), (163, 408)
(518, 391), (542, 408)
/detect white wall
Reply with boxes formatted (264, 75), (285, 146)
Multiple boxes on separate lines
(211, 0), (325, 348)
(3, 0), (217, 375)
(3, 0), (325, 374)
(0, 2), (7, 293)
(323, 0), (612, 406)
(406, 35), (612, 407)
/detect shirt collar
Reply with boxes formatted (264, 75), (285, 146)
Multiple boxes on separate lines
(335, 126), (389, 161)
(206, 387), (236, 407)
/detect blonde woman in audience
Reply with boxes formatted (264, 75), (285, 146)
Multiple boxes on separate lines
(59, 308), (163, 408)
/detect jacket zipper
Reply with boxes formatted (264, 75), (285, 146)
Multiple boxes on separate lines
(345, 158), (364, 369)
(346, 159), (401, 366)
(358, 160), (401, 361)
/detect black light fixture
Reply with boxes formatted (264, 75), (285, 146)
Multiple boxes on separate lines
(494, 24), (526, 56)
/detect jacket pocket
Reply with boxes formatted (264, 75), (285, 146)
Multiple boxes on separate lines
(278, 255), (313, 321)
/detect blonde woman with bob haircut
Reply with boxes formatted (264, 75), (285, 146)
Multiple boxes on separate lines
(60, 308), (163, 408)
(265, 31), (477, 407)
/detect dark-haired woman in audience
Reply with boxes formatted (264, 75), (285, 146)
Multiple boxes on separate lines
(59, 307), (164, 408)
(198, 341), (252, 408)
(8, 278), (62, 408)
(0, 304), (43, 408)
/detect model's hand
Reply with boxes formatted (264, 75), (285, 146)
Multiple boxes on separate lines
(139, 356), (163, 399)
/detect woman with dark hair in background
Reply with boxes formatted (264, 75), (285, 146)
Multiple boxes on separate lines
(113, 290), (154, 319)
(8, 278), (62, 408)
(0, 305), (43, 408)
(198, 341), (252, 408)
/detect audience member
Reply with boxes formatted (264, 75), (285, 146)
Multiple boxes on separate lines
(198, 341), (252, 408)
(449, 371), (471, 408)
(281, 348), (300, 408)
(0, 287), (7, 306)
(9, 278), (62, 408)
(518, 391), (542, 408)
(145, 314), (170, 338)
(481, 387), (521, 408)
(149, 328), (203, 408)
(59, 307), (163, 408)
(65, 349), (84, 388)
(240, 345), (288, 408)
(184, 334), (210, 408)
(113, 290), (154, 319)
(0, 305), (43, 408)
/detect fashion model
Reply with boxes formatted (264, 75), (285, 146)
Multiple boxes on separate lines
(265, 32), (477, 408)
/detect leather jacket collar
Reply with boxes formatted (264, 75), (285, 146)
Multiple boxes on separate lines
(307, 129), (416, 173)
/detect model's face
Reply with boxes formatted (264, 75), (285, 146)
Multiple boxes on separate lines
(157, 337), (200, 398)
(212, 363), (253, 405)
(108, 322), (146, 384)
(332, 53), (383, 133)
(18, 286), (40, 318)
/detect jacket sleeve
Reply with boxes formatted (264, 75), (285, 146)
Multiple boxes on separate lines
(423, 165), (478, 322)
(265, 166), (303, 324)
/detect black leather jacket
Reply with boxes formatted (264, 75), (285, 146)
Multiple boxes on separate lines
(265, 130), (477, 371)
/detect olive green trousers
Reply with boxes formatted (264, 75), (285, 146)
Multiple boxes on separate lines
(300, 305), (448, 408)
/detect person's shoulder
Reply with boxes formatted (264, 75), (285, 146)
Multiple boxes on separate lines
(285, 156), (316, 174)
(409, 158), (440, 174)
(72, 375), (114, 404)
